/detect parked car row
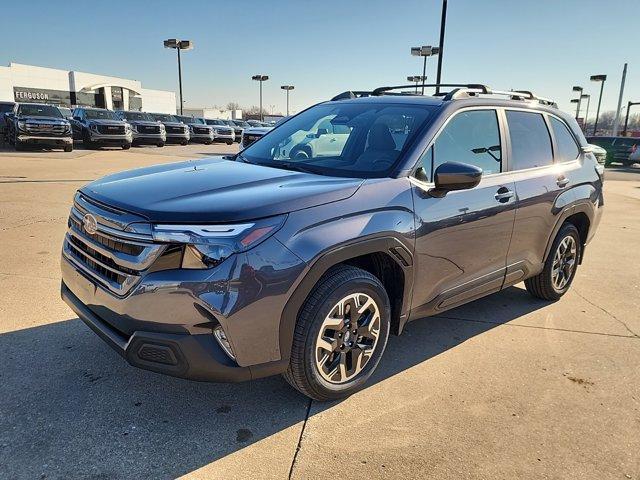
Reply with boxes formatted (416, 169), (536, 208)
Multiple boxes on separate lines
(586, 136), (639, 166)
(1, 102), (252, 152)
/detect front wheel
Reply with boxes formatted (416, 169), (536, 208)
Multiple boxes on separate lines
(226, 140), (233, 145)
(157, 142), (165, 148)
(64, 144), (73, 153)
(283, 265), (390, 401)
(525, 223), (581, 301)
(122, 143), (131, 150)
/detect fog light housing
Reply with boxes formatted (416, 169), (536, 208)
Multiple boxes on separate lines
(213, 325), (236, 360)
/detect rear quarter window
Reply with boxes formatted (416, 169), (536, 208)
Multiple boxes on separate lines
(549, 116), (580, 162)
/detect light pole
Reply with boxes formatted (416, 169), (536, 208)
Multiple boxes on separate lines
(163, 38), (193, 115)
(410, 46), (439, 95)
(622, 101), (640, 136)
(572, 86), (583, 120)
(280, 85), (294, 116)
(581, 94), (590, 132)
(252, 75), (269, 121)
(590, 74), (607, 135)
(570, 98), (580, 120)
(407, 75), (427, 93)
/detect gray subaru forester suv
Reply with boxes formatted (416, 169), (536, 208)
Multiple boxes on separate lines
(60, 84), (604, 401)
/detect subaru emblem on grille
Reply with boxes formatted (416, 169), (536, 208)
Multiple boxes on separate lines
(83, 213), (98, 235)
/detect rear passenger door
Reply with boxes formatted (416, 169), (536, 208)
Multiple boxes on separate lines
(504, 110), (581, 283)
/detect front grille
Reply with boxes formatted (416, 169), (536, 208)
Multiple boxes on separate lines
(96, 124), (125, 135)
(166, 126), (186, 134)
(137, 125), (161, 134)
(193, 127), (210, 135)
(63, 196), (165, 296)
(25, 122), (67, 136)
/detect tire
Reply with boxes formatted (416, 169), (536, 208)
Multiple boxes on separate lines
(283, 265), (391, 401)
(64, 144), (73, 153)
(226, 140), (233, 145)
(525, 223), (581, 301)
(290, 147), (310, 160)
(181, 140), (188, 146)
(204, 140), (212, 145)
(122, 143), (131, 150)
(157, 142), (165, 148)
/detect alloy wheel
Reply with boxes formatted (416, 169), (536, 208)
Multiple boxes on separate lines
(552, 235), (577, 290)
(314, 293), (381, 384)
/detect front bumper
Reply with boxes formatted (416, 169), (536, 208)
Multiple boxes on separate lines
(213, 133), (235, 142)
(60, 234), (305, 381)
(132, 131), (167, 144)
(17, 135), (72, 146)
(189, 132), (214, 142)
(89, 131), (133, 145)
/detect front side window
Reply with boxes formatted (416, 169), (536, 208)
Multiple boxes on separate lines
(18, 104), (62, 118)
(506, 111), (553, 169)
(430, 109), (502, 177)
(240, 102), (435, 178)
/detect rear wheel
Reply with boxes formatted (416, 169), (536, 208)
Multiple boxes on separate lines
(525, 223), (581, 300)
(283, 265), (390, 401)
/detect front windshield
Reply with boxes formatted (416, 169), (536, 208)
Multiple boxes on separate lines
(121, 111), (153, 121)
(151, 113), (180, 122)
(85, 109), (118, 120)
(177, 116), (204, 124)
(0, 103), (14, 114)
(18, 104), (62, 118)
(241, 102), (434, 178)
(58, 107), (72, 117)
(234, 120), (249, 127)
(205, 119), (224, 125)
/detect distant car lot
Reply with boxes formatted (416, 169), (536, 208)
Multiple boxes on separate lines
(0, 146), (638, 479)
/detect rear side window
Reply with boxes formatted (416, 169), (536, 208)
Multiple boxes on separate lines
(506, 111), (553, 169)
(549, 116), (580, 162)
(431, 109), (502, 177)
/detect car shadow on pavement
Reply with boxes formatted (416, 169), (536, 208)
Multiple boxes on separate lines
(0, 286), (548, 478)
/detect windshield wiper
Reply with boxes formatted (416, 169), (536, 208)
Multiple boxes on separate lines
(272, 161), (319, 175)
(235, 153), (254, 164)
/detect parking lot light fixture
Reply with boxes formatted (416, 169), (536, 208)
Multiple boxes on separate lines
(410, 46), (439, 95)
(572, 86), (583, 119)
(252, 75), (269, 121)
(622, 101), (640, 136)
(407, 75), (427, 94)
(280, 85), (294, 116)
(163, 39), (194, 115)
(581, 94), (591, 132)
(590, 74), (607, 135)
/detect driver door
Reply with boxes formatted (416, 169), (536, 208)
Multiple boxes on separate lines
(410, 108), (517, 317)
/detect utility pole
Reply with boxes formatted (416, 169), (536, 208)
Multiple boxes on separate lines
(612, 63), (627, 136)
(590, 74), (607, 136)
(435, 0), (447, 94)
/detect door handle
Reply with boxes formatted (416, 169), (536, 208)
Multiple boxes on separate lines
(494, 188), (514, 202)
(557, 176), (570, 188)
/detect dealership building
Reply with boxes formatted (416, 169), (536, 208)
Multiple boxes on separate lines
(0, 62), (176, 113)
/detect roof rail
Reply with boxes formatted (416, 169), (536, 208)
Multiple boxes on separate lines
(331, 84), (557, 108)
(330, 91), (373, 101)
(371, 83), (490, 96)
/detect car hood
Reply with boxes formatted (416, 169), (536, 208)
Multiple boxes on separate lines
(18, 115), (67, 124)
(81, 157), (363, 223)
(244, 127), (272, 135)
(86, 119), (127, 125)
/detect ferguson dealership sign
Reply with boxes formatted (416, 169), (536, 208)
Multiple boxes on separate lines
(13, 87), (71, 105)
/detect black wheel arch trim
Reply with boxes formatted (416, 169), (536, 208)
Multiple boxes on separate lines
(278, 235), (414, 364)
(543, 201), (594, 265)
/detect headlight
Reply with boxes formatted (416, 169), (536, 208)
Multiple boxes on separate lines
(159, 124), (165, 132)
(152, 215), (286, 269)
(125, 123), (133, 132)
(17, 120), (26, 130)
(90, 123), (99, 132)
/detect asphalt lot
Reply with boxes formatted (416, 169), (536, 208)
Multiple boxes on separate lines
(0, 144), (638, 480)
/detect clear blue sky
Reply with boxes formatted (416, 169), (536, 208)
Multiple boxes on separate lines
(1, 0), (638, 117)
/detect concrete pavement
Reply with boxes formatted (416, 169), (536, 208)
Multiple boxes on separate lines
(0, 147), (638, 479)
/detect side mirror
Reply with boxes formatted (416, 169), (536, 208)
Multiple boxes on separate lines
(430, 161), (482, 197)
(73, 116), (81, 121)
(316, 128), (329, 136)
